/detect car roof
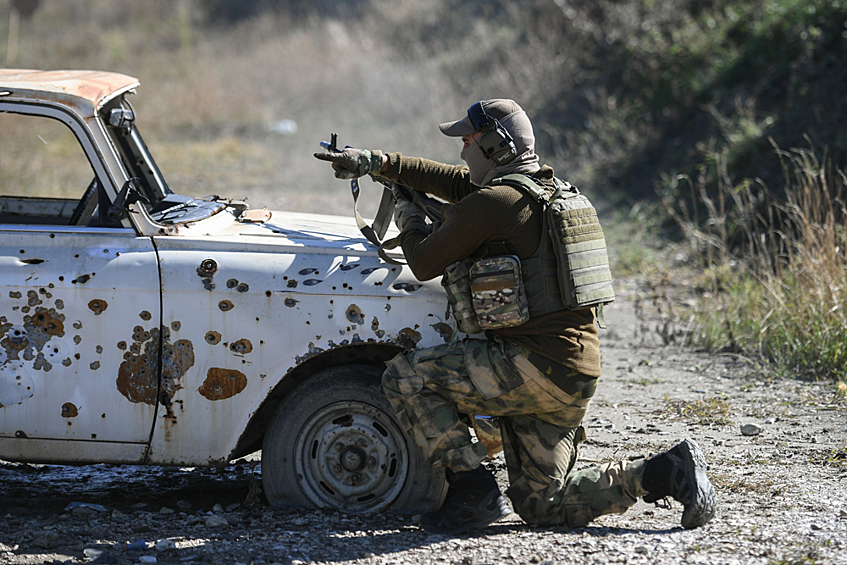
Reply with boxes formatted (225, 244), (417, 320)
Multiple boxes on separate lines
(0, 69), (140, 119)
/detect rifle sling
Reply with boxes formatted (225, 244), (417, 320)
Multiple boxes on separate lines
(351, 178), (406, 265)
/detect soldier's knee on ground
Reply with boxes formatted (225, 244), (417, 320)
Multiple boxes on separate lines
(509, 486), (599, 528)
(563, 504), (597, 529)
(506, 476), (565, 527)
(509, 494), (595, 529)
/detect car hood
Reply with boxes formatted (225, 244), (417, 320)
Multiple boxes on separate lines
(156, 207), (446, 300)
(163, 206), (397, 252)
(247, 209), (393, 251)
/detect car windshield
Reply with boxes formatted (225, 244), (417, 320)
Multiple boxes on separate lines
(101, 97), (228, 226)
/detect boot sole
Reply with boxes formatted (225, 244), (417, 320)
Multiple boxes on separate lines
(679, 439), (717, 529)
(420, 494), (511, 535)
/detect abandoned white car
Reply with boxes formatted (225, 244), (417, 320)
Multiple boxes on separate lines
(0, 69), (451, 513)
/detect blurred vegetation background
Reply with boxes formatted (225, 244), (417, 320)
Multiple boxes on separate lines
(3, 0), (844, 211)
(2, 0), (846, 384)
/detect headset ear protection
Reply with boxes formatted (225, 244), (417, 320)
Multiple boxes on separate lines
(467, 102), (518, 165)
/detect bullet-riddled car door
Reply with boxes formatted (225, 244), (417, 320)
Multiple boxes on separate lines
(0, 230), (161, 448)
(0, 110), (161, 463)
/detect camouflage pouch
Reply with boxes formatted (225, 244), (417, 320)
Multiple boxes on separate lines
(442, 258), (482, 334)
(469, 255), (530, 330)
(442, 256), (530, 333)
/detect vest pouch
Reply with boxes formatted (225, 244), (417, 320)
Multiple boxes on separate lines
(469, 255), (530, 330)
(442, 258), (482, 334)
(546, 196), (615, 310)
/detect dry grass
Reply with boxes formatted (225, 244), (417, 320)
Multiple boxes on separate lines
(0, 1), (468, 214)
(663, 396), (733, 426)
(0, 113), (93, 199)
(663, 141), (847, 381)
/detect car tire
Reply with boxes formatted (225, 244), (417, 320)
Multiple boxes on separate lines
(262, 364), (446, 514)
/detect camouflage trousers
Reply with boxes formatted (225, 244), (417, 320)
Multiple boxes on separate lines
(382, 337), (649, 528)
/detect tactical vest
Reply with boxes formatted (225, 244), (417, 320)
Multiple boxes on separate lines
(441, 174), (614, 333)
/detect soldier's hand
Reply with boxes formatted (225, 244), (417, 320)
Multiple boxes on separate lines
(394, 195), (426, 232)
(314, 147), (383, 180)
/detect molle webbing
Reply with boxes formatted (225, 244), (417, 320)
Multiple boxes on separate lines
(548, 195), (615, 308)
(493, 174), (615, 315)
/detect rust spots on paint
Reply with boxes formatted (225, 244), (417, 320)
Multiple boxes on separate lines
(431, 322), (453, 342)
(229, 339), (253, 355)
(205, 331), (221, 345)
(397, 327), (423, 349)
(225, 278), (250, 293)
(199, 368), (247, 401)
(139, 311), (152, 321)
(61, 402), (78, 418)
(116, 327), (158, 405)
(28, 308), (64, 339)
(284, 297), (298, 308)
(219, 300), (234, 312)
(0, 307), (71, 372)
(116, 326), (195, 406)
(27, 290), (42, 307)
(345, 304), (364, 324)
(5, 326), (27, 352)
(88, 300), (108, 315)
(161, 335), (194, 404)
(72, 274), (92, 285)
(198, 259), (218, 275)
(197, 259), (217, 291)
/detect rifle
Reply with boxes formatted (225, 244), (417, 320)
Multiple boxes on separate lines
(319, 134), (444, 264)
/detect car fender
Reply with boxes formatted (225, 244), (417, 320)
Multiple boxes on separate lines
(145, 233), (452, 465)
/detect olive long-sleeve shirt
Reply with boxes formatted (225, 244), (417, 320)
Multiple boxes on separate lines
(382, 153), (601, 378)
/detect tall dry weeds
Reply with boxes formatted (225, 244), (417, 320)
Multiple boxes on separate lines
(664, 141), (847, 380)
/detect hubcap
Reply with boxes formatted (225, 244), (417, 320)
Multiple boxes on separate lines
(293, 401), (409, 512)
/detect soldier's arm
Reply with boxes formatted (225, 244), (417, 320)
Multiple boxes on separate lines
(381, 153), (478, 203)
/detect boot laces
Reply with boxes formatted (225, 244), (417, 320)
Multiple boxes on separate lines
(652, 496), (673, 510)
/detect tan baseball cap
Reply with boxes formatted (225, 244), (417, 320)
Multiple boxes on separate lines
(438, 99), (524, 137)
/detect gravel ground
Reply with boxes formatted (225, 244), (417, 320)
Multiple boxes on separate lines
(1, 279), (845, 565)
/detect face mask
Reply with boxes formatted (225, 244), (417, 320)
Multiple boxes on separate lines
(461, 141), (496, 186)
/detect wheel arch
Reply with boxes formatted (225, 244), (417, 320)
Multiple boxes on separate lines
(230, 342), (406, 460)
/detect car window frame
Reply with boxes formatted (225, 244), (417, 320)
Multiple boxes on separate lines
(0, 100), (135, 232)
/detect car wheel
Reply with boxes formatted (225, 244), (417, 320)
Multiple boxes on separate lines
(262, 364), (446, 514)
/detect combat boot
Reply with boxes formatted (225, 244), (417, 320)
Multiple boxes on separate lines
(642, 438), (717, 529)
(419, 465), (511, 534)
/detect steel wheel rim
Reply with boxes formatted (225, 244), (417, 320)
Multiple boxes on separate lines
(293, 400), (409, 512)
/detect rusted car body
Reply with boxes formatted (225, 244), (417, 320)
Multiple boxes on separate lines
(0, 70), (449, 512)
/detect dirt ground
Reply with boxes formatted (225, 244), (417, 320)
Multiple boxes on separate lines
(0, 277), (845, 565)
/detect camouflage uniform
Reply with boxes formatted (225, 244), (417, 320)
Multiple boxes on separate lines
(382, 337), (648, 528)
